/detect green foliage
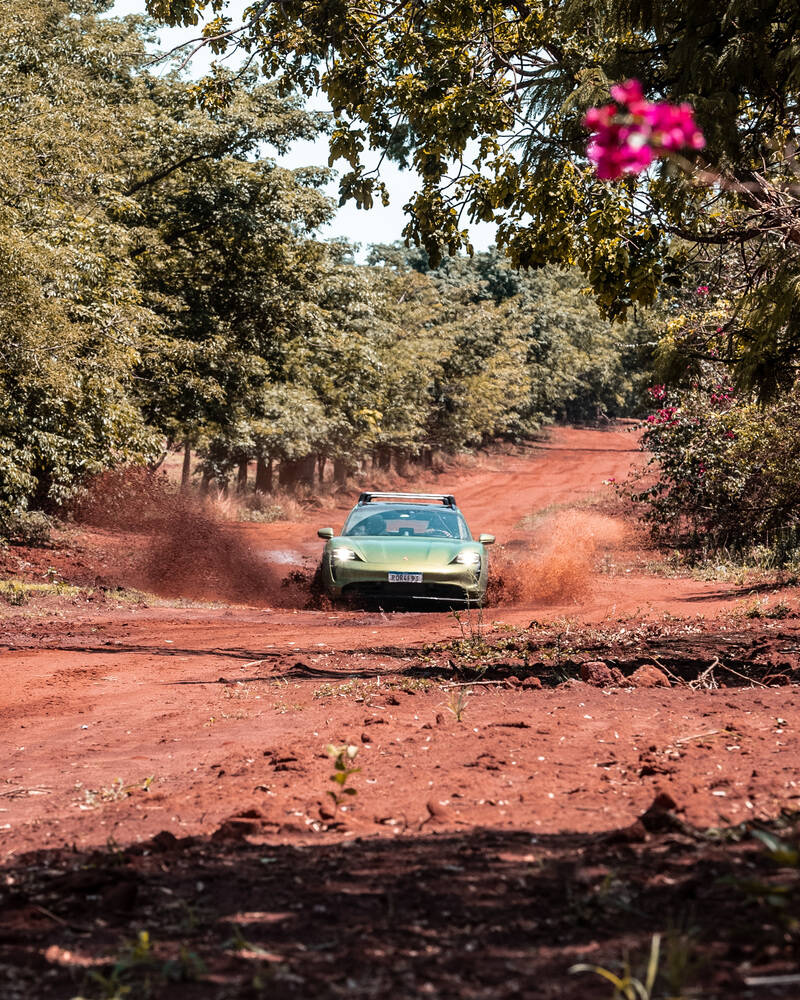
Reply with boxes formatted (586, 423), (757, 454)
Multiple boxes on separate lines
(146, 0), (800, 390)
(0, 2), (162, 530)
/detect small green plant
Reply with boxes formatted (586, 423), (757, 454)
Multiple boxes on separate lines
(570, 933), (661, 1000)
(447, 686), (470, 722)
(72, 930), (205, 1000)
(77, 776), (153, 809)
(326, 743), (360, 812)
(744, 596), (791, 619)
(75, 930), (155, 1000)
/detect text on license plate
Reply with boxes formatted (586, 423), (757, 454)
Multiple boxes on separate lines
(388, 572), (423, 584)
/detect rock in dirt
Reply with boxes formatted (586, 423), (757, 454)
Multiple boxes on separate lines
(521, 676), (542, 690)
(639, 791), (684, 833)
(424, 799), (450, 824)
(580, 660), (625, 687)
(630, 664), (671, 688)
(212, 810), (265, 841)
(148, 830), (178, 853)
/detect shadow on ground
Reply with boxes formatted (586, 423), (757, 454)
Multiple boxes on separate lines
(2, 814), (798, 999)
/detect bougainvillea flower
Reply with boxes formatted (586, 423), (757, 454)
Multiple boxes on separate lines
(583, 79), (706, 180)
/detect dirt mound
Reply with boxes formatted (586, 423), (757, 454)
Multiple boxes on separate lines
(74, 467), (284, 604)
(488, 510), (626, 606)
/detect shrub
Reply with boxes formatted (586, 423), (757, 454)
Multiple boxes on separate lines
(0, 510), (52, 546)
(624, 378), (800, 558)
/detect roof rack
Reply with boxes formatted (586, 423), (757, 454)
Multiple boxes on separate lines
(357, 491), (457, 508)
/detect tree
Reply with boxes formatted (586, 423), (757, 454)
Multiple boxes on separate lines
(146, 0), (800, 390)
(0, 0), (160, 526)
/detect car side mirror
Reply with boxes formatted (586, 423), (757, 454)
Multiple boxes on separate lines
(317, 527), (334, 540)
(478, 533), (495, 545)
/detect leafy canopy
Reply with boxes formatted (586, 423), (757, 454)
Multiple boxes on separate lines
(146, 0), (800, 388)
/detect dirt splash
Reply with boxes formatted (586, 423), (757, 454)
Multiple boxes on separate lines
(74, 468), (285, 605)
(488, 510), (626, 606)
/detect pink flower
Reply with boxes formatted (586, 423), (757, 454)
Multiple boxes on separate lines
(696, 285), (709, 296)
(610, 79), (644, 107)
(647, 384), (666, 401)
(583, 80), (705, 180)
(644, 102), (706, 151)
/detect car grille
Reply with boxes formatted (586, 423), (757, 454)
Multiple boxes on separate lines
(341, 582), (477, 601)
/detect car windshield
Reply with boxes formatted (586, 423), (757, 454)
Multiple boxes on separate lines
(343, 506), (471, 540)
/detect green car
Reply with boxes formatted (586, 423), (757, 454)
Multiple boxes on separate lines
(317, 492), (495, 605)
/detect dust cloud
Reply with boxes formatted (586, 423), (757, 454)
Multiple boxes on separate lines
(487, 510), (626, 606)
(74, 468), (284, 605)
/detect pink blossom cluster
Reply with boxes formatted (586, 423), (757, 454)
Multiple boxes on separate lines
(647, 384), (666, 401)
(584, 79), (705, 180)
(696, 285), (709, 297)
(710, 384), (734, 407)
(646, 405), (679, 426)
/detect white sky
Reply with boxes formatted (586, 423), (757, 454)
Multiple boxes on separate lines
(109, 0), (496, 257)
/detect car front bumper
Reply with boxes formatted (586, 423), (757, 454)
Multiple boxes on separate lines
(323, 555), (487, 602)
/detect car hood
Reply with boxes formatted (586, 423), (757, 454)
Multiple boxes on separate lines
(332, 536), (480, 566)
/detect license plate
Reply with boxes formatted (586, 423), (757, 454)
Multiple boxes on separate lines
(388, 572), (423, 584)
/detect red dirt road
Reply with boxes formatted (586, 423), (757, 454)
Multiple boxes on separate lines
(2, 425), (799, 851)
(2, 427), (800, 999)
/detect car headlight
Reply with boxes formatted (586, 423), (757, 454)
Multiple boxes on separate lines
(452, 550), (481, 567)
(332, 546), (361, 562)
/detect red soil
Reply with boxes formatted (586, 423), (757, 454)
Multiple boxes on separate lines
(2, 426), (799, 999)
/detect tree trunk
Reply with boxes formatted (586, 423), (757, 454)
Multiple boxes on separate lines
(395, 449), (411, 477)
(237, 459), (249, 492)
(316, 453), (326, 484)
(333, 458), (352, 484)
(181, 439), (192, 491)
(256, 456), (273, 493)
(200, 470), (212, 495)
(377, 446), (392, 470)
(279, 456), (316, 489)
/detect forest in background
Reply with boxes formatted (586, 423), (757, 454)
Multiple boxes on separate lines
(8, 0), (800, 561)
(0, 0), (653, 538)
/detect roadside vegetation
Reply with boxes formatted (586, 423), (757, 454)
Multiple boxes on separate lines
(0, 1), (653, 546)
(618, 373), (800, 572)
